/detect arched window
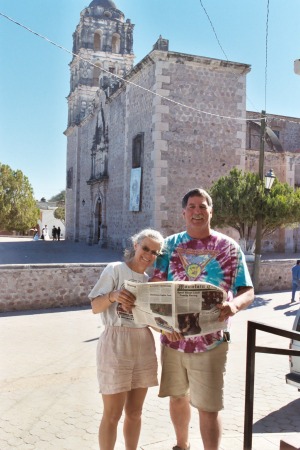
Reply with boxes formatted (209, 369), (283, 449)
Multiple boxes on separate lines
(112, 33), (120, 53)
(92, 66), (101, 87)
(94, 32), (102, 51)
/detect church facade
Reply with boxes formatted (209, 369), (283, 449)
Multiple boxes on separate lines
(65, 0), (300, 253)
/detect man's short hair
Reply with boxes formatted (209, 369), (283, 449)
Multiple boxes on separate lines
(182, 188), (213, 208)
(297, 260), (300, 265)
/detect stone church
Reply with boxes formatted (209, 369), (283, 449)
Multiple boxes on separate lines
(65, 0), (300, 253)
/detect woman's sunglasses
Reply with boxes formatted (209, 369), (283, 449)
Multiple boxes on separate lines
(139, 244), (161, 257)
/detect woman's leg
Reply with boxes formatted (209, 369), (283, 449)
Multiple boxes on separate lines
(99, 392), (126, 450)
(123, 387), (148, 450)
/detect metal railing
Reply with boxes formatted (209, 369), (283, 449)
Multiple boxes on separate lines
(243, 320), (300, 450)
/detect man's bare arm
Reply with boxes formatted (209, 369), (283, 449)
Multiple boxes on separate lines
(217, 286), (254, 321)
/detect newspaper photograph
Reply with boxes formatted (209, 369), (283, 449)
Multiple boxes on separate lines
(125, 280), (228, 337)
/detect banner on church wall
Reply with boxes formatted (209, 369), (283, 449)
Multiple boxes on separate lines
(129, 167), (141, 211)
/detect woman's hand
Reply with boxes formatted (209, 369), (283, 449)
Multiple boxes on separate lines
(111, 288), (136, 312)
(162, 330), (185, 342)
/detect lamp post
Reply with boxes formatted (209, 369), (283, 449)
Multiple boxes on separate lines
(252, 111), (276, 292)
(253, 175), (276, 293)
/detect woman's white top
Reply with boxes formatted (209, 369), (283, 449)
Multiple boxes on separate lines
(88, 261), (148, 328)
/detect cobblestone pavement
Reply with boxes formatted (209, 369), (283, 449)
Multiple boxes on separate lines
(0, 237), (299, 448)
(1, 290), (299, 450)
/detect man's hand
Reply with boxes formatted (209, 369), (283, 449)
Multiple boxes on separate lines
(216, 301), (239, 322)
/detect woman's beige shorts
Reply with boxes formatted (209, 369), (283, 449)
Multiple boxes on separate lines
(159, 342), (228, 412)
(97, 326), (158, 395)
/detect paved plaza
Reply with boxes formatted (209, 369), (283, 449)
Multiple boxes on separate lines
(0, 237), (300, 449)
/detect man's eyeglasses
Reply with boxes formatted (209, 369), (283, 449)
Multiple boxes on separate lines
(139, 244), (161, 257)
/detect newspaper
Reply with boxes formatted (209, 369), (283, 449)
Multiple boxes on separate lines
(124, 280), (228, 337)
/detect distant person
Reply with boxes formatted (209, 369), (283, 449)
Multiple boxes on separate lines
(32, 227), (39, 241)
(43, 225), (50, 241)
(89, 228), (164, 450)
(291, 260), (300, 303)
(52, 226), (57, 241)
(57, 226), (61, 241)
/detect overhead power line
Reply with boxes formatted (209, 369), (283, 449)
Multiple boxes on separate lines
(0, 9), (298, 127)
(199, 0), (229, 61)
(264, 0), (270, 111)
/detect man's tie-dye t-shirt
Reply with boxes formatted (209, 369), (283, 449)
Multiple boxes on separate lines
(153, 230), (253, 353)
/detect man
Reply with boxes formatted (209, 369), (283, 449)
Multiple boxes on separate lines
(291, 260), (300, 303)
(52, 225), (57, 241)
(151, 188), (254, 450)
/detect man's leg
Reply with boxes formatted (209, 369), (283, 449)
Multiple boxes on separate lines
(170, 396), (191, 449)
(199, 410), (222, 450)
(291, 281), (297, 302)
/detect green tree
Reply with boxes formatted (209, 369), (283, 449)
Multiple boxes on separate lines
(54, 207), (65, 222)
(50, 190), (65, 222)
(209, 168), (300, 252)
(49, 190), (65, 204)
(0, 163), (39, 232)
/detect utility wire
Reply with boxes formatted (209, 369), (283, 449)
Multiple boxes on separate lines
(199, 0), (229, 61)
(0, 9), (296, 127)
(0, 11), (264, 123)
(198, 0), (261, 113)
(264, 0), (270, 112)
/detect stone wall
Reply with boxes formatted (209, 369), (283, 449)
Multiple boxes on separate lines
(0, 264), (105, 312)
(0, 260), (295, 312)
(157, 52), (249, 237)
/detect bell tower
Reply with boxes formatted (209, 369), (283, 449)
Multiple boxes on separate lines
(65, 0), (134, 242)
(67, 0), (134, 127)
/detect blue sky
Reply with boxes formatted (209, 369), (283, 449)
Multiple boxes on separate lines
(0, 0), (300, 200)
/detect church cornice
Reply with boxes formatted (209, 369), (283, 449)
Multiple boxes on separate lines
(64, 124), (78, 136)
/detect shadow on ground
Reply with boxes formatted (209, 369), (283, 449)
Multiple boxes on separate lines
(248, 297), (273, 309)
(253, 398), (300, 433)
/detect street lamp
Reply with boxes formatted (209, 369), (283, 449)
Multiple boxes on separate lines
(264, 168), (276, 191)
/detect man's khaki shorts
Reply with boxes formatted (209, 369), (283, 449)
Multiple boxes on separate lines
(159, 342), (228, 412)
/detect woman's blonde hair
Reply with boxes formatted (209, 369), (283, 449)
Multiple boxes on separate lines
(124, 228), (164, 261)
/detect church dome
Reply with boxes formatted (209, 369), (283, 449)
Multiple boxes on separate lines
(89, 0), (117, 8)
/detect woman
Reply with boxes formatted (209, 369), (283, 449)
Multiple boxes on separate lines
(89, 228), (164, 450)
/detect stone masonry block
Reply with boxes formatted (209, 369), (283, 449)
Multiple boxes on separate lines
(152, 159), (168, 169)
(152, 113), (162, 123)
(154, 104), (170, 114)
(155, 89), (170, 97)
(152, 130), (162, 141)
(155, 75), (171, 84)
(152, 139), (168, 152)
(153, 122), (169, 132)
